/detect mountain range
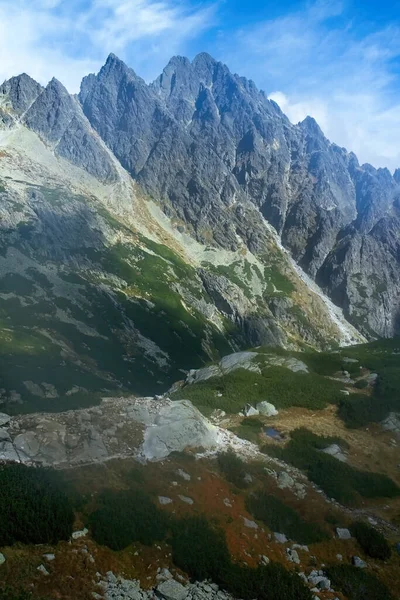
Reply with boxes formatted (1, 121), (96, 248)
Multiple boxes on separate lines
(0, 52), (399, 412)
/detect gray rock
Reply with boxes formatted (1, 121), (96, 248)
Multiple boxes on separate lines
(0, 413), (11, 426)
(178, 495), (194, 505)
(37, 564), (49, 576)
(321, 444), (347, 462)
(72, 528), (88, 540)
(274, 532), (288, 543)
(243, 405), (259, 417)
(156, 579), (188, 600)
(0, 553), (5, 566)
(242, 517), (258, 529)
(352, 556), (367, 568)
(158, 496), (173, 505)
(286, 548), (300, 564)
(336, 528), (352, 540)
(43, 553), (56, 561)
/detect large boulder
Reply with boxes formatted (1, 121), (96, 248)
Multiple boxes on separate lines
(256, 401), (278, 416)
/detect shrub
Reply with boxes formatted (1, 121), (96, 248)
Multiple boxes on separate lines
(245, 492), (328, 544)
(350, 521), (391, 560)
(226, 563), (312, 600)
(172, 366), (344, 415)
(326, 565), (393, 600)
(170, 516), (312, 599)
(170, 516), (231, 583)
(355, 379), (369, 389)
(89, 489), (169, 550)
(230, 417), (264, 444)
(0, 589), (40, 600)
(265, 429), (399, 506)
(217, 450), (248, 489)
(0, 465), (74, 546)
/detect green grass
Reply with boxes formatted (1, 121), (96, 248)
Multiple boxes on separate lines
(326, 565), (393, 600)
(264, 428), (400, 506)
(245, 492), (329, 544)
(172, 365), (344, 415)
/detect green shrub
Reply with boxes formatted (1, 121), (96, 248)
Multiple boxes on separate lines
(230, 417), (263, 443)
(0, 465), (74, 546)
(354, 379), (369, 389)
(225, 563), (311, 600)
(217, 450), (248, 488)
(173, 366), (344, 415)
(0, 589), (41, 600)
(265, 429), (399, 506)
(170, 516), (312, 599)
(170, 516), (231, 583)
(246, 492), (328, 544)
(326, 565), (393, 600)
(89, 489), (169, 550)
(350, 521), (391, 560)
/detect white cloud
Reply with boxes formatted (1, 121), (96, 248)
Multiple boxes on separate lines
(219, 1), (400, 170)
(0, 0), (215, 92)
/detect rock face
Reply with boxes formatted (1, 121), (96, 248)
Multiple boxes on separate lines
(79, 53), (400, 339)
(0, 397), (219, 467)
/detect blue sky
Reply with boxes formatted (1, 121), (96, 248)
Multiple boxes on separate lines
(1, 0), (400, 170)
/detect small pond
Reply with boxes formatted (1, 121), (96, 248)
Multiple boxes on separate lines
(265, 427), (284, 441)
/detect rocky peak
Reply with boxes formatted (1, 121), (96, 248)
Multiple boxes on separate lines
(0, 73), (43, 116)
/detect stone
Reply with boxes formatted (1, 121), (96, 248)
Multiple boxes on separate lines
(321, 444), (347, 462)
(223, 498), (232, 508)
(37, 564), (49, 576)
(0, 553), (5, 566)
(43, 553), (56, 561)
(176, 469), (191, 481)
(292, 544), (309, 552)
(178, 495), (194, 505)
(286, 548), (300, 564)
(243, 405), (259, 417)
(156, 579), (188, 600)
(277, 471), (295, 490)
(260, 555), (270, 565)
(336, 528), (352, 540)
(72, 528), (89, 540)
(158, 496), (173, 505)
(242, 517), (258, 529)
(274, 532), (288, 543)
(336, 554), (343, 561)
(352, 556), (367, 568)
(0, 413), (11, 426)
(256, 401), (278, 417)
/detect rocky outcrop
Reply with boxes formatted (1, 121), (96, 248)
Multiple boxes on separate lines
(0, 397), (219, 467)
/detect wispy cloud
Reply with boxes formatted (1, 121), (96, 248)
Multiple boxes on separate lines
(218, 0), (400, 170)
(0, 0), (216, 92)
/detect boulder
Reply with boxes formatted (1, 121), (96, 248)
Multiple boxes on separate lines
(256, 401), (278, 416)
(336, 528), (352, 540)
(242, 517), (258, 529)
(274, 532), (288, 543)
(0, 413), (10, 426)
(321, 444), (347, 462)
(352, 556), (367, 568)
(72, 528), (88, 540)
(178, 495), (194, 505)
(0, 553), (5, 566)
(286, 548), (300, 564)
(158, 496), (173, 505)
(156, 579), (188, 600)
(243, 404), (259, 417)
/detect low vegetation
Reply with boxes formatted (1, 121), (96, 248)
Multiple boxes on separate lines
(264, 428), (399, 506)
(173, 366), (344, 416)
(217, 450), (249, 488)
(350, 521), (391, 560)
(245, 492), (329, 544)
(326, 565), (393, 600)
(0, 464), (74, 546)
(88, 489), (169, 550)
(170, 516), (312, 600)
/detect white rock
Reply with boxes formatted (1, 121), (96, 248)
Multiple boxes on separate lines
(178, 495), (194, 505)
(72, 527), (89, 540)
(37, 564), (49, 576)
(256, 401), (278, 417)
(243, 405), (259, 417)
(286, 548), (300, 564)
(352, 556), (367, 568)
(242, 517), (258, 529)
(274, 532), (288, 543)
(176, 469), (191, 481)
(0, 553), (5, 566)
(43, 553), (55, 561)
(159, 496), (173, 505)
(321, 444), (347, 462)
